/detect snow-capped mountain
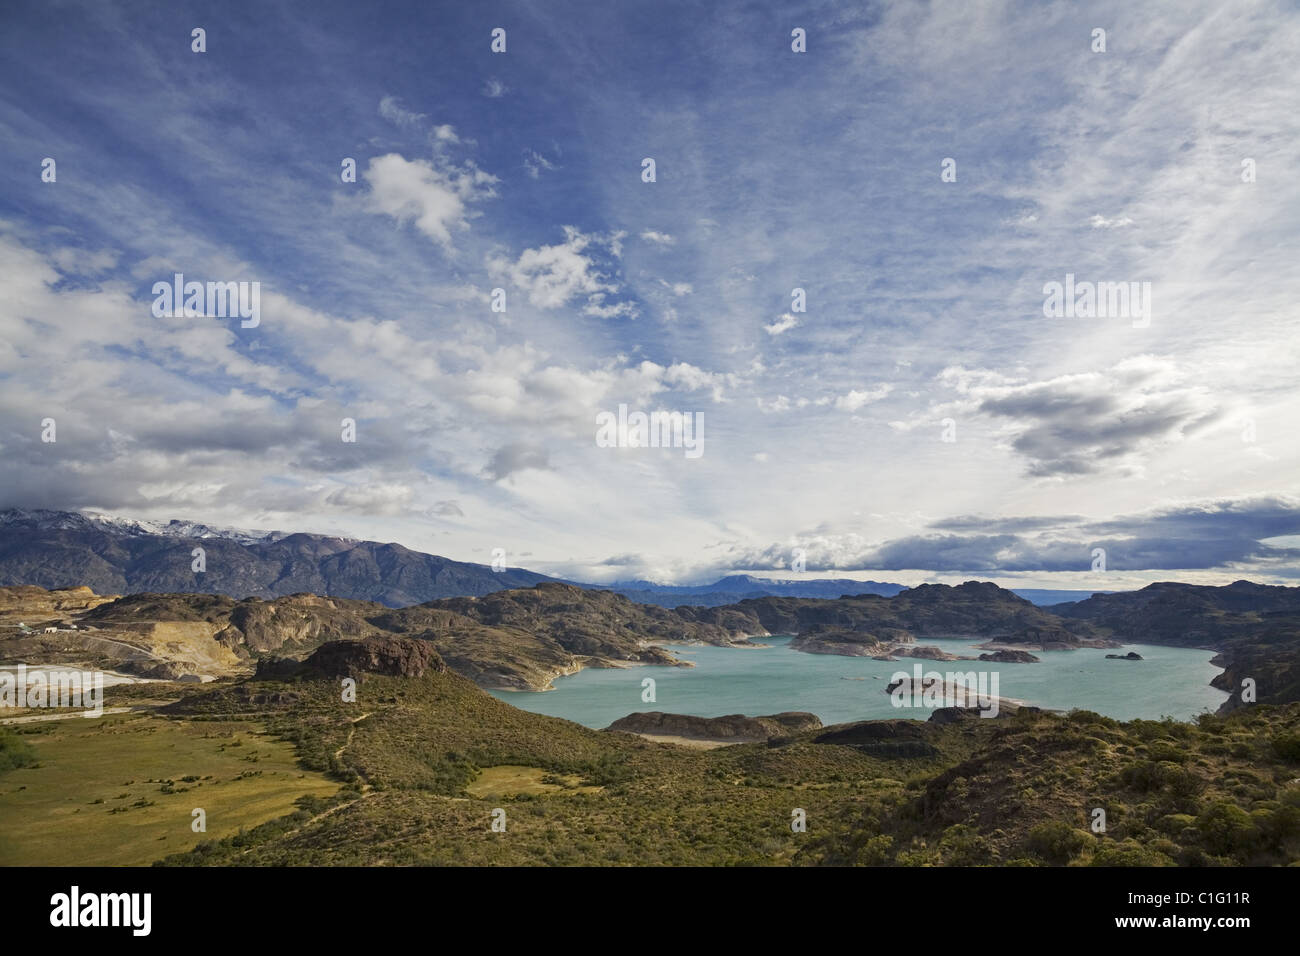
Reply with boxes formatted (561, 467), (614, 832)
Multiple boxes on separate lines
(0, 508), (293, 545)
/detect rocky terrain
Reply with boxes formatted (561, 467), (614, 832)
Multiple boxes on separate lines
(0, 582), (755, 690)
(1049, 580), (1300, 644)
(7, 578), (1300, 711)
(298, 634), (447, 681)
(743, 581), (1112, 656)
(980, 650), (1041, 663)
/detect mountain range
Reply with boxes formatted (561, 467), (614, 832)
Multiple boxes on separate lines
(0, 508), (914, 606)
(0, 508), (557, 607)
(0, 508), (1106, 607)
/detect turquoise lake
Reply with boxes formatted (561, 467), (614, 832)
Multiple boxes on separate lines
(489, 636), (1229, 727)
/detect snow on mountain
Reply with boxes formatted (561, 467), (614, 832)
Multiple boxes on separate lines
(0, 508), (292, 545)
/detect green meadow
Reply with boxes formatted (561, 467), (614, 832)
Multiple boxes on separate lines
(0, 713), (338, 866)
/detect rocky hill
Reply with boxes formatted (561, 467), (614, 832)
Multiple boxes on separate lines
(0, 582), (758, 690)
(679, 581), (1108, 655)
(300, 634), (447, 680)
(1049, 580), (1300, 645)
(1047, 581), (1300, 710)
(0, 579), (1124, 689)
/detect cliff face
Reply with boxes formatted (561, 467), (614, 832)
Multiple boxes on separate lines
(0, 584), (115, 617)
(79, 591), (390, 658)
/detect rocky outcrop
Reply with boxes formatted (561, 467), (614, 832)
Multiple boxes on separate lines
(607, 710), (821, 742)
(894, 645), (965, 661)
(1105, 651), (1143, 660)
(812, 719), (940, 757)
(303, 635), (446, 680)
(979, 650), (1040, 663)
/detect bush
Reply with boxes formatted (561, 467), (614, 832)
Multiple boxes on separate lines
(1089, 839), (1176, 866)
(939, 825), (992, 866)
(1026, 820), (1091, 865)
(1255, 806), (1300, 848)
(0, 730), (38, 773)
(1145, 740), (1187, 764)
(1196, 802), (1258, 857)
(1271, 733), (1300, 763)
(855, 834), (894, 866)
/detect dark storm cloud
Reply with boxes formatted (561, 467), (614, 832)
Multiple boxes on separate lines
(950, 361), (1224, 478)
(863, 497), (1300, 572)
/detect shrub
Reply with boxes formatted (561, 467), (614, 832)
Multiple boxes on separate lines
(0, 730), (38, 773)
(1088, 839), (1175, 866)
(1271, 733), (1300, 763)
(939, 825), (992, 866)
(1026, 820), (1091, 865)
(1145, 740), (1187, 764)
(1196, 802), (1258, 857)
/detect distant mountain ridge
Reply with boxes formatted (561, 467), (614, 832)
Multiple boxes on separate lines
(0, 507), (301, 545)
(0, 508), (557, 607)
(607, 573), (907, 605)
(0, 508), (915, 607)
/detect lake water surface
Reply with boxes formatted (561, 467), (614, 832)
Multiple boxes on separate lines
(489, 636), (1229, 728)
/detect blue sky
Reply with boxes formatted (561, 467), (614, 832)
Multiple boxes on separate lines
(1, 0), (1299, 588)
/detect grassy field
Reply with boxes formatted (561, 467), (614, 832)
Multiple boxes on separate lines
(465, 765), (604, 798)
(0, 713), (338, 866)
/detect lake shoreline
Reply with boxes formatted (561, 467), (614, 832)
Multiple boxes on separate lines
(490, 635), (1230, 728)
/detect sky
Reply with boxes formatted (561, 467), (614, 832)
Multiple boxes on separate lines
(1, 0), (1298, 589)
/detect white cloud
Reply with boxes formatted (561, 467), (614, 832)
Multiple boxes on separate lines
(764, 313), (799, 336)
(662, 362), (734, 402)
(378, 95), (427, 129)
(363, 152), (497, 249)
(487, 226), (632, 315)
(829, 385), (892, 412)
(1089, 214), (1134, 229)
(523, 148), (557, 179)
